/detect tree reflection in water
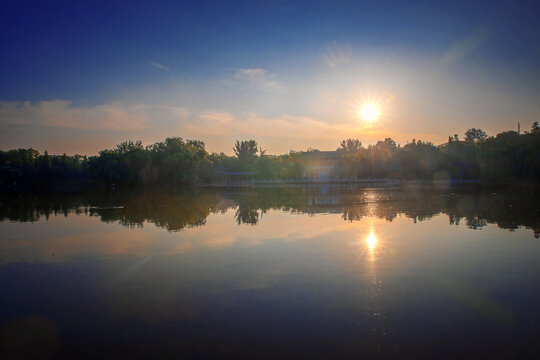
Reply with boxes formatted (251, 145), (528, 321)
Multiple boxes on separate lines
(1, 185), (539, 237)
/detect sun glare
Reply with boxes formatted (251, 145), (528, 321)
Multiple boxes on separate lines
(366, 232), (377, 250)
(360, 103), (380, 122)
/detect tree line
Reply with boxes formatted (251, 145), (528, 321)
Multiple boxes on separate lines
(1, 123), (539, 186)
(336, 124), (539, 181)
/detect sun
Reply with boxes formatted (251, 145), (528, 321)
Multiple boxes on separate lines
(360, 103), (380, 122)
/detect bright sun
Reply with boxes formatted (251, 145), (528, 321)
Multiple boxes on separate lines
(360, 103), (380, 122)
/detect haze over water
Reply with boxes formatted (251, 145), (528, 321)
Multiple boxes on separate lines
(1, 185), (539, 358)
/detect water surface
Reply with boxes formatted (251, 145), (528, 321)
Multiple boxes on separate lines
(1, 185), (539, 358)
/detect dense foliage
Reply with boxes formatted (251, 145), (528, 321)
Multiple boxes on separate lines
(336, 124), (539, 181)
(1, 124), (539, 186)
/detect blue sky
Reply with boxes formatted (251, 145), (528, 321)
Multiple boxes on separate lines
(1, 0), (539, 154)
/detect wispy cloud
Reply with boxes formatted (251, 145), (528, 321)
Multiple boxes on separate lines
(440, 27), (490, 66)
(149, 62), (170, 71)
(198, 111), (235, 124)
(0, 100), (189, 132)
(236, 68), (267, 78)
(234, 68), (284, 92)
(180, 111), (327, 139)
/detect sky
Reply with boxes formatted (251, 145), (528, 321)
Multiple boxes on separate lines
(1, 0), (539, 155)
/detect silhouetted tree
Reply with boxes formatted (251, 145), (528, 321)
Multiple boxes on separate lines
(465, 128), (487, 142)
(532, 121), (540, 133)
(115, 140), (143, 154)
(338, 139), (362, 153)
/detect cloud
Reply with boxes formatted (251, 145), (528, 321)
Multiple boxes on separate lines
(234, 68), (284, 92)
(236, 68), (267, 78)
(180, 111), (338, 139)
(198, 111), (234, 124)
(149, 62), (170, 71)
(0, 100), (189, 132)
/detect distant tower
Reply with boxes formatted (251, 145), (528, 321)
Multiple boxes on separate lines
(518, 122), (521, 134)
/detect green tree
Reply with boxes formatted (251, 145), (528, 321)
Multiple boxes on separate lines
(233, 140), (258, 161)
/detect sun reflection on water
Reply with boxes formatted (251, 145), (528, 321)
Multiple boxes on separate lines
(358, 228), (384, 322)
(366, 232), (377, 251)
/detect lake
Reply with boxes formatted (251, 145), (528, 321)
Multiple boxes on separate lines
(1, 185), (539, 359)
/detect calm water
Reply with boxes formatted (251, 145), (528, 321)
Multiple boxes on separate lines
(1, 185), (539, 359)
